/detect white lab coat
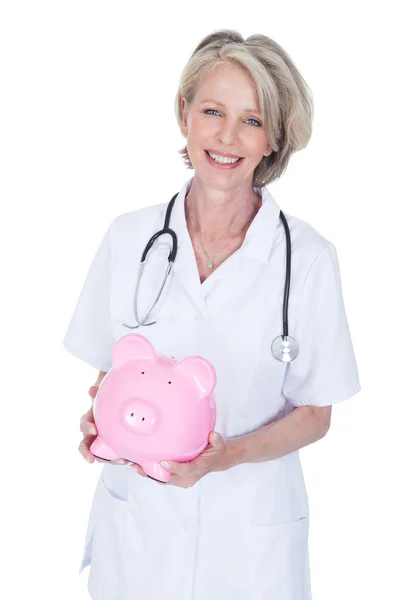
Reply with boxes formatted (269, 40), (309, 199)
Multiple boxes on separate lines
(63, 176), (361, 600)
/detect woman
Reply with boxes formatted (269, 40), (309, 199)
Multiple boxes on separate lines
(64, 30), (361, 600)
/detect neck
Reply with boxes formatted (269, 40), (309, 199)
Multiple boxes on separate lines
(184, 179), (261, 243)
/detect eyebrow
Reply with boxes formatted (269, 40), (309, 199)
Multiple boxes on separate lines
(200, 98), (261, 115)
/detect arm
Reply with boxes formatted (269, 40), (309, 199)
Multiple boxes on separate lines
(88, 370), (108, 402)
(96, 370), (108, 386)
(221, 405), (332, 469)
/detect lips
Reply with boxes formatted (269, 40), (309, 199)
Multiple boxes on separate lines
(204, 150), (244, 169)
(206, 149), (243, 159)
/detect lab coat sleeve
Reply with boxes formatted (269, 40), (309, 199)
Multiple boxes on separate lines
(282, 242), (361, 407)
(62, 219), (116, 372)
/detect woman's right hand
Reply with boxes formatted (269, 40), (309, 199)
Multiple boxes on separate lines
(78, 384), (128, 466)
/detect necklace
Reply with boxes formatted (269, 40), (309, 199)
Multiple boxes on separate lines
(186, 193), (258, 269)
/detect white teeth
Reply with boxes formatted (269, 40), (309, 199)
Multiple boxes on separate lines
(207, 151), (240, 164)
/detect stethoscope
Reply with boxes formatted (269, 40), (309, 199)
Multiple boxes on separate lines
(122, 193), (299, 363)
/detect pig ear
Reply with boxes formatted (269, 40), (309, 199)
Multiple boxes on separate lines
(175, 356), (217, 397)
(112, 334), (156, 369)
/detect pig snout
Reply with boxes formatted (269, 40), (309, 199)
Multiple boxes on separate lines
(119, 398), (159, 435)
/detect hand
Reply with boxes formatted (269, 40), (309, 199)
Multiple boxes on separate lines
(129, 431), (227, 488)
(78, 384), (128, 466)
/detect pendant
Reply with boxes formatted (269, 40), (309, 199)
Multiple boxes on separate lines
(208, 259), (213, 269)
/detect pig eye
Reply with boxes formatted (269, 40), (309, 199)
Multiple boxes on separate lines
(141, 371), (145, 374)
(168, 381), (172, 384)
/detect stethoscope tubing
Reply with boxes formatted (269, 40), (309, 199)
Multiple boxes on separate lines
(123, 192), (299, 362)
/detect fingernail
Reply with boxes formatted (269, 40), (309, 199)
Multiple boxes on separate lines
(89, 426), (97, 435)
(160, 461), (170, 469)
(115, 459), (126, 464)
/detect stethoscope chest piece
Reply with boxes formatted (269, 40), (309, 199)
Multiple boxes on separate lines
(271, 335), (299, 363)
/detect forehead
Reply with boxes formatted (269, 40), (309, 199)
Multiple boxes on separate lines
(194, 63), (260, 111)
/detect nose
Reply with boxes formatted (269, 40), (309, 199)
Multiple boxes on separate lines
(120, 398), (159, 435)
(216, 118), (239, 148)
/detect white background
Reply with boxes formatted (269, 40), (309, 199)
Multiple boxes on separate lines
(1, 1), (399, 599)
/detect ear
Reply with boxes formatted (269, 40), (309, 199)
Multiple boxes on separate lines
(264, 144), (273, 157)
(175, 356), (217, 397)
(180, 97), (188, 137)
(112, 334), (156, 369)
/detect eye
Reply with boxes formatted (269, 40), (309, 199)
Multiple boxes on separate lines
(204, 109), (220, 117)
(247, 118), (262, 127)
(203, 109), (262, 127)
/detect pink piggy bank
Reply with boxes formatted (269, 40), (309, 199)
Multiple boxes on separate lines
(90, 333), (217, 483)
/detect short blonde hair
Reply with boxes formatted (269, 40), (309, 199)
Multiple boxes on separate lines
(174, 29), (314, 187)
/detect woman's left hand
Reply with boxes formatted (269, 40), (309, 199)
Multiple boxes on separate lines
(129, 431), (227, 488)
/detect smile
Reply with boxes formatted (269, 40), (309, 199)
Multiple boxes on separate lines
(205, 150), (244, 169)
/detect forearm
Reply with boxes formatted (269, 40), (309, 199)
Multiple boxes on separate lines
(97, 370), (108, 385)
(88, 371), (108, 403)
(222, 406), (330, 469)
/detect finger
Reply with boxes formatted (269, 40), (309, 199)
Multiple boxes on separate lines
(80, 417), (97, 436)
(110, 458), (128, 465)
(160, 460), (190, 476)
(88, 385), (99, 399)
(129, 462), (147, 476)
(210, 431), (223, 445)
(79, 436), (96, 463)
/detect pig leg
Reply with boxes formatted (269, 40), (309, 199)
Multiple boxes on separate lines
(141, 461), (171, 483)
(90, 436), (120, 461)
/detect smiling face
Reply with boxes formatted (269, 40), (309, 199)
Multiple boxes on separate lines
(180, 62), (272, 190)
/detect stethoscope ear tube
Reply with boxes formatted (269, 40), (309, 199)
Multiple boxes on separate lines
(140, 193), (179, 263)
(123, 194), (179, 329)
(141, 228), (178, 263)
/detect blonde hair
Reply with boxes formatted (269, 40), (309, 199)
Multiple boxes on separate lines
(174, 29), (314, 187)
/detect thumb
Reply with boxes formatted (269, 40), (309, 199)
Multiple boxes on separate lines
(211, 431), (222, 444)
(89, 385), (99, 399)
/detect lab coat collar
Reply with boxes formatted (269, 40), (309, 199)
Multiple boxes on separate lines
(240, 184), (281, 263)
(165, 176), (281, 318)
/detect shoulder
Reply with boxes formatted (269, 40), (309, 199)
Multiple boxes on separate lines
(106, 201), (171, 257)
(107, 201), (173, 266)
(280, 210), (334, 269)
(283, 211), (331, 255)
(113, 201), (167, 236)
(261, 187), (333, 264)
(275, 210), (340, 292)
